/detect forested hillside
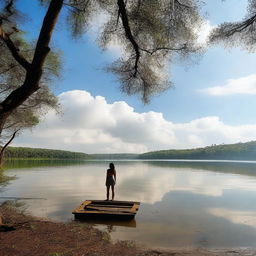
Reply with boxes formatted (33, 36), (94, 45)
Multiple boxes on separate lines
(91, 154), (139, 159)
(4, 147), (90, 160)
(4, 141), (256, 161)
(138, 141), (256, 160)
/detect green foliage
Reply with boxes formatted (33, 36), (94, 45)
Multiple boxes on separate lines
(210, 0), (256, 51)
(100, 0), (203, 102)
(0, 33), (61, 145)
(138, 141), (256, 160)
(4, 146), (91, 160)
(1, 0), (203, 103)
(91, 153), (139, 159)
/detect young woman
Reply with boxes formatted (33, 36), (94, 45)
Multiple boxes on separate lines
(105, 162), (116, 201)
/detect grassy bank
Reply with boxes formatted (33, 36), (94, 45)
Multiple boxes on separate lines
(0, 169), (14, 185)
(0, 203), (255, 256)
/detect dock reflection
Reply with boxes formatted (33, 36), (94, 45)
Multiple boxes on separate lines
(75, 217), (137, 228)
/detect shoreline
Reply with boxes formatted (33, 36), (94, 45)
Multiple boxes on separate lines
(1, 203), (256, 256)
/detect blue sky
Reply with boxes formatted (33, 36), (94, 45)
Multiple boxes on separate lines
(12, 0), (256, 153)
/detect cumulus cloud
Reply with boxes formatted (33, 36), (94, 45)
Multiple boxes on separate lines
(200, 74), (256, 96)
(13, 90), (256, 153)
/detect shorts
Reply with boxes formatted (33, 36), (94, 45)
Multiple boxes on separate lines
(106, 177), (115, 187)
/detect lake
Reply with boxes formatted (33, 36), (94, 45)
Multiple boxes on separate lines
(1, 159), (256, 249)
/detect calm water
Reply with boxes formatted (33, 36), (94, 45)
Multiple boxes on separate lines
(1, 159), (256, 248)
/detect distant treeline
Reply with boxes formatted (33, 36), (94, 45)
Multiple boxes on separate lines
(138, 141), (256, 160)
(4, 147), (91, 160)
(4, 141), (256, 161)
(90, 153), (139, 160)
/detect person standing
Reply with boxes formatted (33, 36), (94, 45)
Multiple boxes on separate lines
(105, 163), (116, 201)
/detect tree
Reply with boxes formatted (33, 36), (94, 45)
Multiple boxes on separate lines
(210, 0), (256, 51)
(0, 14), (60, 164)
(0, 0), (203, 141)
(0, 103), (55, 166)
(0, 0), (63, 136)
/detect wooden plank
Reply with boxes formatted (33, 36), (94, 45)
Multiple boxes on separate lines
(89, 204), (131, 208)
(72, 200), (91, 213)
(90, 200), (140, 205)
(130, 203), (140, 213)
(83, 210), (135, 215)
(72, 200), (140, 216)
(86, 206), (133, 212)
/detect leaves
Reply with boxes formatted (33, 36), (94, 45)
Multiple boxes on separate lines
(210, 0), (256, 52)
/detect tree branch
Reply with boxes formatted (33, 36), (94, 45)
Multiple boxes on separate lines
(63, 0), (90, 12)
(0, 0), (64, 116)
(0, 64), (18, 75)
(140, 44), (188, 54)
(0, 88), (11, 94)
(2, 121), (20, 130)
(224, 14), (256, 37)
(0, 27), (31, 71)
(32, 0), (64, 68)
(0, 128), (19, 165)
(174, 0), (193, 9)
(5, 0), (14, 14)
(117, 0), (140, 77)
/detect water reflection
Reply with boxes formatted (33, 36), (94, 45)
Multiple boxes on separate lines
(1, 160), (256, 248)
(77, 218), (137, 228)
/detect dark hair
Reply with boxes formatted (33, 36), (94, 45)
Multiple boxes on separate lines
(109, 162), (115, 170)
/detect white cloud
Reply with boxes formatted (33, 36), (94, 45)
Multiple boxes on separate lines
(13, 90), (256, 153)
(200, 74), (256, 96)
(195, 20), (215, 46)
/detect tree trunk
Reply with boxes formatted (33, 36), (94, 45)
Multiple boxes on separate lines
(0, 0), (64, 138)
(0, 113), (8, 137)
(0, 130), (19, 167)
(0, 0), (64, 225)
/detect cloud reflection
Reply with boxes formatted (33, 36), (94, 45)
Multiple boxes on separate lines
(208, 208), (256, 228)
(3, 161), (256, 247)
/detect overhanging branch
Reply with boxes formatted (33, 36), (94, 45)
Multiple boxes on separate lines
(140, 44), (188, 54)
(225, 14), (256, 37)
(0, 0), (64, 115)
(174, 0), (193, 9)
(117, 0), (140, 77)
(0, 27), (31, 71)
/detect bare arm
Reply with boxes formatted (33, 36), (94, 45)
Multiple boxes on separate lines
(114, 170), (116, 183)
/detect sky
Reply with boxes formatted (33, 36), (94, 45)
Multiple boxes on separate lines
(11, 0), (256, 153)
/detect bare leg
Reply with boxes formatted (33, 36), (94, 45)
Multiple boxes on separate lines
(106, 186), (110, 200)
(111, 185), (115, 200)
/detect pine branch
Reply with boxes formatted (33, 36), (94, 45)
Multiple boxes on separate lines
(117, 0), (140, 77)
(140, 44), (188, 55)
(0, 27), (31, 71)
(0, 0), (64, 115)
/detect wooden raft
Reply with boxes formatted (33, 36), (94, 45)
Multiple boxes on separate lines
(72, 200), (140, 219)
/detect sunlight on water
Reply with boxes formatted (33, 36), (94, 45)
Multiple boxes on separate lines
(1, 160), (256, 248)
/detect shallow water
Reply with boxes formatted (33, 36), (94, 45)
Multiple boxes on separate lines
(1, 159), (256, 248)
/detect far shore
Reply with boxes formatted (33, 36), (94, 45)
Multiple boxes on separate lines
(0, 203), (255, 256)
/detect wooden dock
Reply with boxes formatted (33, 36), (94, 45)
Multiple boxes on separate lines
(72, 200), (140, 220)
